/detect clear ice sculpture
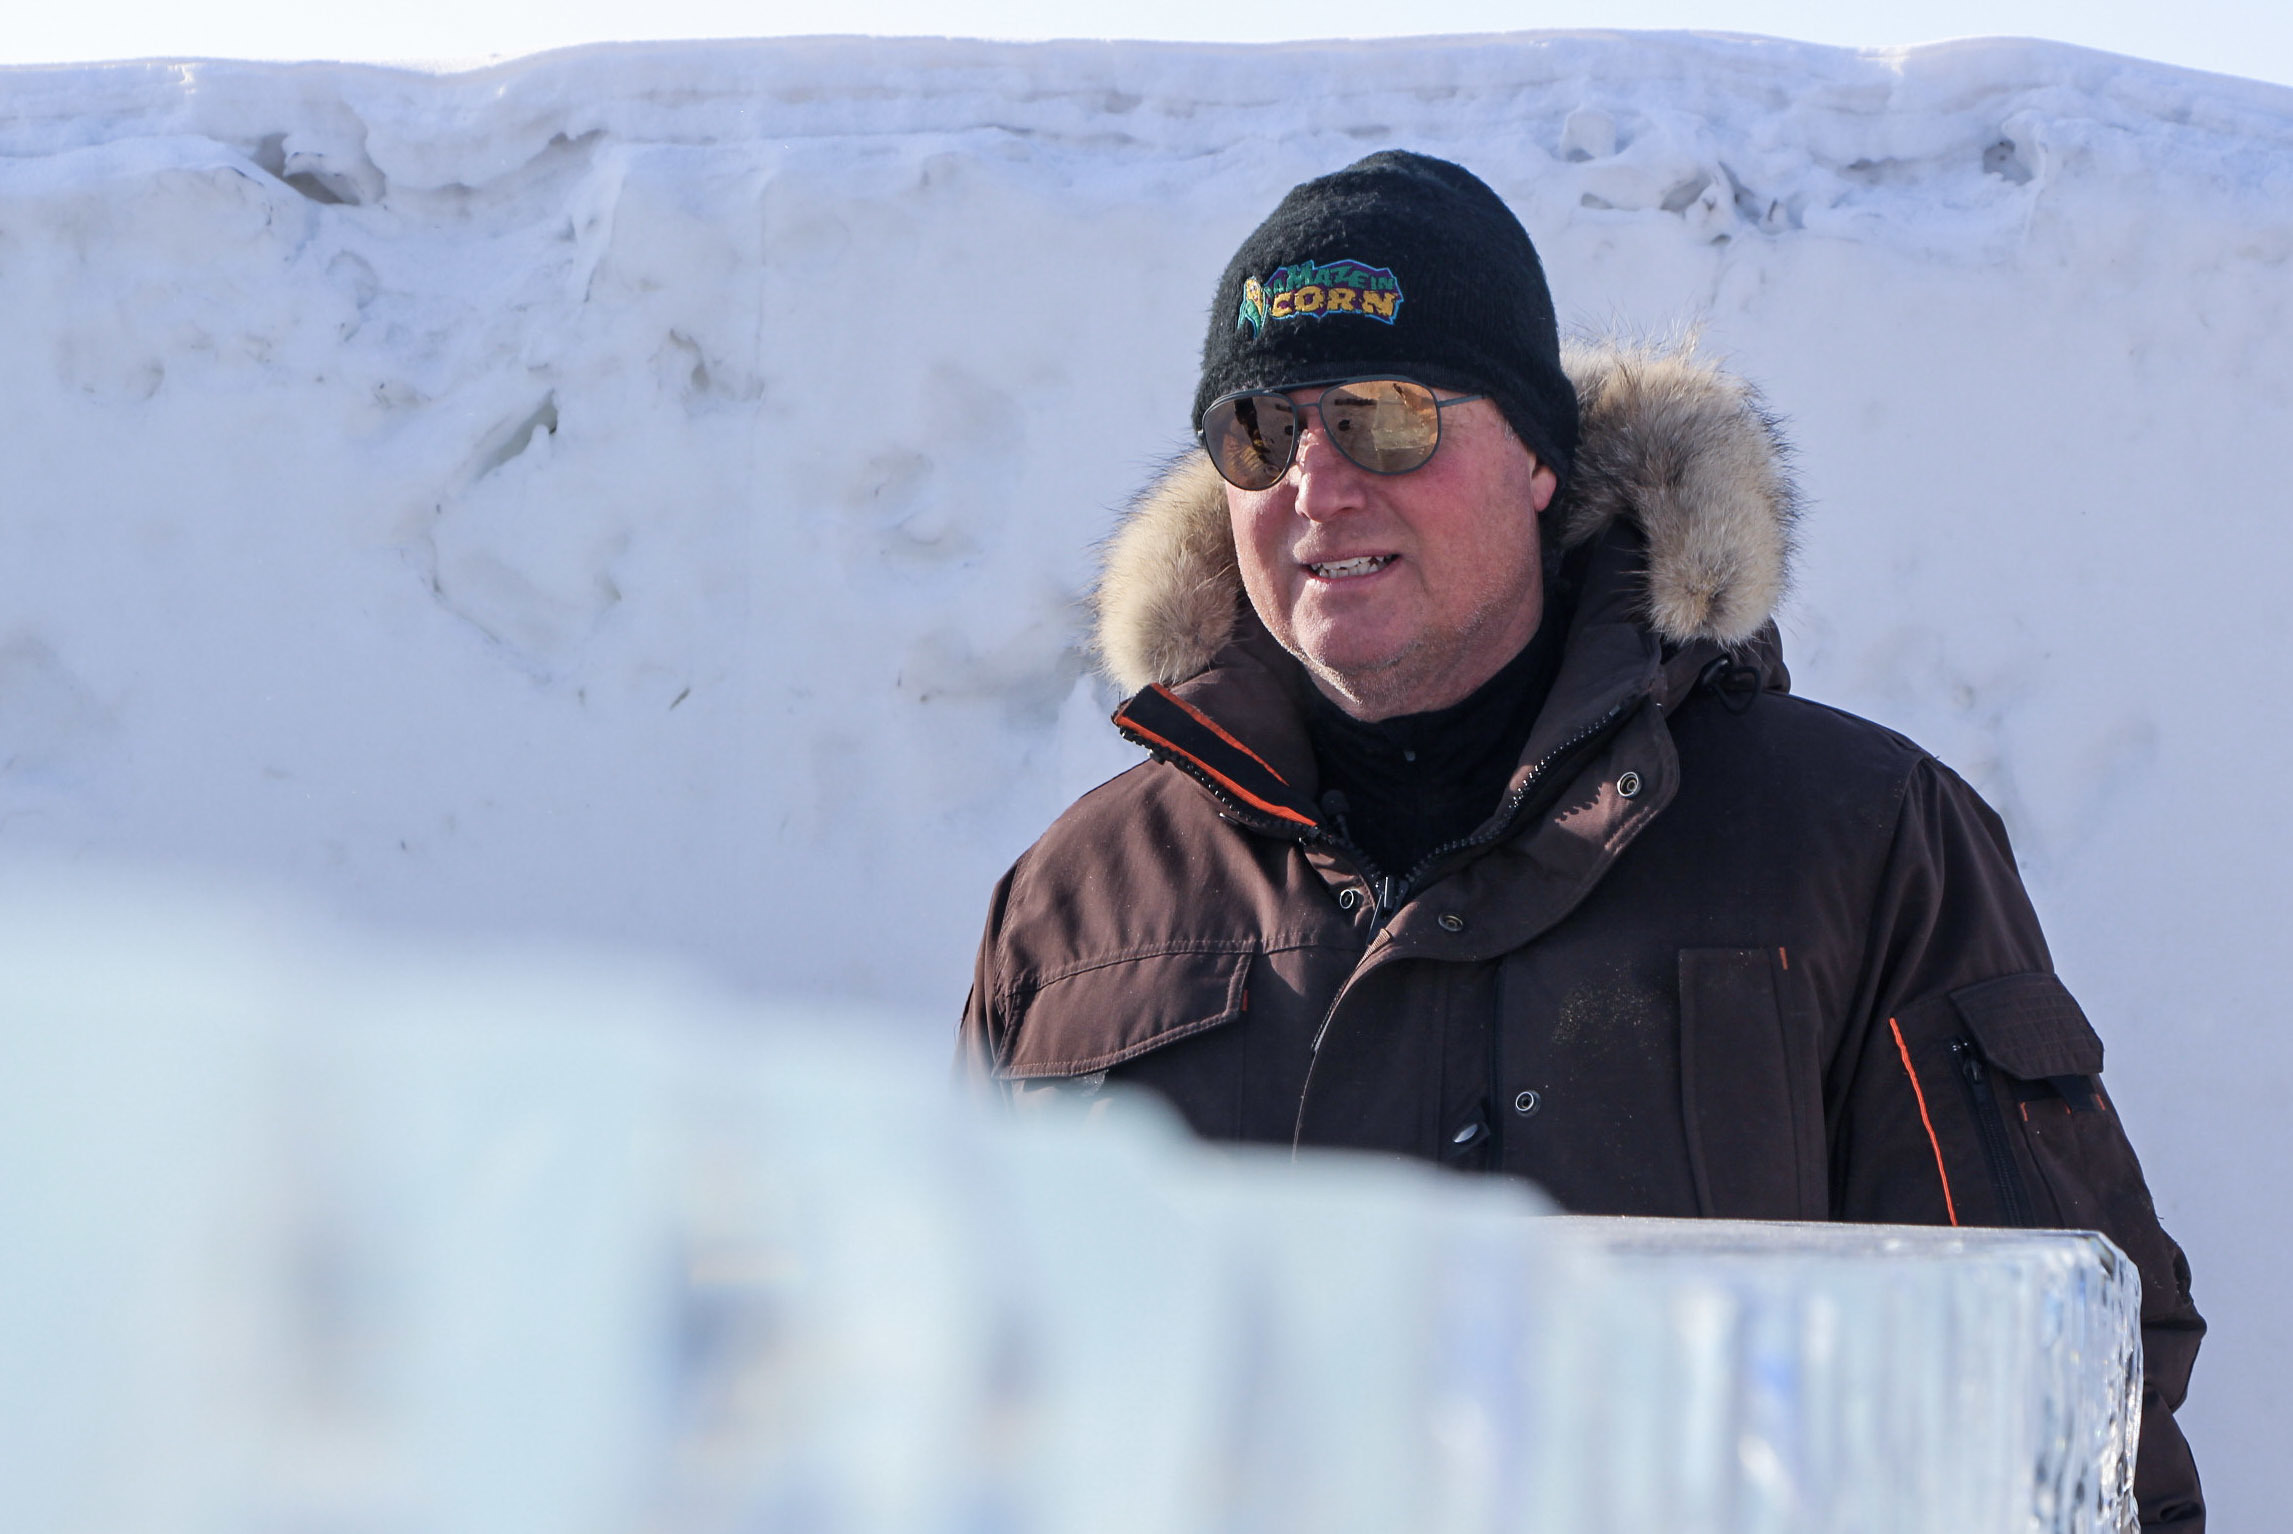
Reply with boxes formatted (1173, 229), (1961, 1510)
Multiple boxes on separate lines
(0, 877), (2139, 1534)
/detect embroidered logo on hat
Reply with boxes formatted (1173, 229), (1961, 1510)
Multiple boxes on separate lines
(1237, 258), (1404, 337)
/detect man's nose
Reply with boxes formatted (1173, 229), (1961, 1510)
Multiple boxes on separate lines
(1288, 423), (1362, 521)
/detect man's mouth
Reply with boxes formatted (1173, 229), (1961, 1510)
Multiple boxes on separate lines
(1305, 554), (1397, 579)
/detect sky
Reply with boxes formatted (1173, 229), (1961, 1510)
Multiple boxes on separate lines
(7, 0), (2293, 90)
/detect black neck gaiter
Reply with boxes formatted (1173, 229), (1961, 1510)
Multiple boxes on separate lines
(1306, 615), (1565, 882)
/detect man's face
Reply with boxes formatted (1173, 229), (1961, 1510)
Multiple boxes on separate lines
(1225, 388), (1559, 722)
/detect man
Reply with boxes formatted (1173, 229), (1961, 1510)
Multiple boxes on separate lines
(960, 152), (2202, 1525)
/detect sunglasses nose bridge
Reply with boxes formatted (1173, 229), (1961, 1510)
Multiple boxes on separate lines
(1300, 396), (1402, 482)
(1302, 401), (1339, 460)
(1290, 410), (1350, 474)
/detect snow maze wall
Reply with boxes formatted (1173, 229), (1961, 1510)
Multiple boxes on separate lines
(0, 30), (2288, 1522)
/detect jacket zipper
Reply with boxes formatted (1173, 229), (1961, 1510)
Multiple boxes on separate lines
(1302, 700), (1634, 1056)
(1949, 1038), (2036, 1227)
(1380, 700), (1633, 908)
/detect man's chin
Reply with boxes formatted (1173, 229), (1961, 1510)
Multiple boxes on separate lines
(1295, 644), (1431, 720)
(1289, 619), (1413, 678)
(1296, 642), (1408, 689)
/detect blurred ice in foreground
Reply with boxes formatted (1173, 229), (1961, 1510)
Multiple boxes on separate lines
(0, 871), (2140, 1533)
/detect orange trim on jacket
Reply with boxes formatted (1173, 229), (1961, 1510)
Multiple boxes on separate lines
(1118, 716), (1320, 829)
(1889, 1016), (1959, 1227)
(1146, 683), (1296, 784)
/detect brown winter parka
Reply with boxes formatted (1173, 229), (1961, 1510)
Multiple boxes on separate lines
(959, 342), (2204, 1526)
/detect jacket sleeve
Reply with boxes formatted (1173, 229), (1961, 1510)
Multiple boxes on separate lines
(1828, 757), (2205, 1529)
(955, 864), (1018, 1094)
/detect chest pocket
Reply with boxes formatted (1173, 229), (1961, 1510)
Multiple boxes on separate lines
(998, 947), (1253, 1080)
(1678, 947), (1827, 1220)
(1886, 971), (2114, 1229)
(1948, 972), (2111, 1230)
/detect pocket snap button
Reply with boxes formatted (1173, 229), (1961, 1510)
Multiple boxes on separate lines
(1616, 770), (1642, 798)
(1437, 912), (1466, 933)
(1512, 1089), (1542, 1117)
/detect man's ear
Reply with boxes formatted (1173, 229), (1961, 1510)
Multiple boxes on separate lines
(1528, 458), (1559, 515)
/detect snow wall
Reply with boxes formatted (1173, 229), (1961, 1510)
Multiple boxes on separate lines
(0, 30), (2287, 1519)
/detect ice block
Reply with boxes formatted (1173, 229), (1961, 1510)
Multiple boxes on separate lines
(1550, 1217), (2141, 1534)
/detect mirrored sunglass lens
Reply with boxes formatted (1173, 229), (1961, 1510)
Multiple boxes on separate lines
(1321, 380), (1441, 473)
(1205, 395), (1297, 489)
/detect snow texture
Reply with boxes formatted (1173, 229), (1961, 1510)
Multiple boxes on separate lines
(0, 874), (2141, 1534)
(0, 31), (2287, 1519)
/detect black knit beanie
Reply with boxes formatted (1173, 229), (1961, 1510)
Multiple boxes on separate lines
(1193, 151), (1579, 487)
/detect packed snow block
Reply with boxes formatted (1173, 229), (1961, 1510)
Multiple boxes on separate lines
(0, 880), (2139, 1533)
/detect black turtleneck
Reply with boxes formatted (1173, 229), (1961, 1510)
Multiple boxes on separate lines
(1307, 617), (1565, 882)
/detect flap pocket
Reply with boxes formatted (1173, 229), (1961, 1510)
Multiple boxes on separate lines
(1950, 972), (2103, 1079)
(999, 947), (1252, 1079)
(1678, 947), (1824, 1220)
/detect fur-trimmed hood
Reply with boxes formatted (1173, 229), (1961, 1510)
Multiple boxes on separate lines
(1092, 338), (1800, 695)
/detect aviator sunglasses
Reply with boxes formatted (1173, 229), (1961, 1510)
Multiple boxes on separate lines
(1197, 377), (1486, 492)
